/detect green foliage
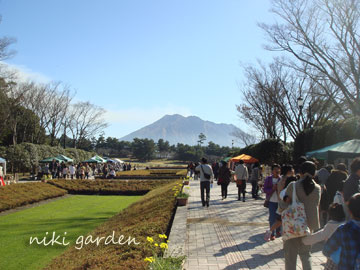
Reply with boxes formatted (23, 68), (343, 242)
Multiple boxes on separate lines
(233, 139), (292, 165)
(293, 117), (360, 160)
(132, 138), (156, 161)
(174, 143), (203, 162)
(0, 182), (67, 212)
(44, 181), (181, 270)
(47, 179), (175, 195)
(147, 255), (185, 270)
(3, 143), (95, 173)
(0, 195), (141, 270)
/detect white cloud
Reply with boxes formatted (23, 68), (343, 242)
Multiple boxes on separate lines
(0, 62), (52, 83)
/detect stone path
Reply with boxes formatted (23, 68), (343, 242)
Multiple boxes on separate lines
(168, 179), (327, 270)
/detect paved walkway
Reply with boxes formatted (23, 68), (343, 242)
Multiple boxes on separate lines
(169, 179), (327, 270)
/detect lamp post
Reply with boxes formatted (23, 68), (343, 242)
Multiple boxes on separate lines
(297, 96), (304, 129)
(232, 140), (234, 149)
(297, 96), (304, 111)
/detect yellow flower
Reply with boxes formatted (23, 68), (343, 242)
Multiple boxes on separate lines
(154, 243), (159, 247)
(144, 257), (154, 263)
(146, 237), (154, 243)
(159, 234), (167, 239)
(160, 243), (168, 249)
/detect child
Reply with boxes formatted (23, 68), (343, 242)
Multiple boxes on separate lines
(323, 193), (360, 270)
(302, 203), (345, 246)
(264, 175), (296, 241)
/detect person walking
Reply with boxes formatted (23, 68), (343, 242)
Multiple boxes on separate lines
(323, 193), (360, 270)
(343, 158), (360, 202)
(263, 164), (282, 240)
(218, 161), (231, 200)
(283, 161), (321, 270)
(235, 160), (248, 202)
(195, 158), (214, 207)
(250, 162), (261, 199)
(69, 164), (75, 179)
(212, 161), (219, 181)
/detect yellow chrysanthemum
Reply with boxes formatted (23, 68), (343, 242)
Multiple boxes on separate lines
(146, 237), (154, 243)
(159, 234), (167, 239)
(160, 243), (168, 249)
(144, 257), (154, 263)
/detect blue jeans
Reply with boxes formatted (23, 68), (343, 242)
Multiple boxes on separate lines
(268, 201), (280, 236)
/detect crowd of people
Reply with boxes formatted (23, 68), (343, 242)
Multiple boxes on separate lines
(37, 160), (135, 180)
(188, 156), (360, 270)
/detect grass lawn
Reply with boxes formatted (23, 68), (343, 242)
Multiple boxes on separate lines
(0, 195), (141, 270)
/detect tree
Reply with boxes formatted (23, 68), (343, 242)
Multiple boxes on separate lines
(0, 16), (16, 61)
(157, 139), (170, 158)
(131, 138), (156, 161)
(19, 81), (73, 145)
(237, 68), (281, 140)
(260, 0), (360, 117)
(231, 129), (258, 147)
(198, 133), (207, 146)
(66, 102), (108, 148)
(237, 60), (340, 141)
(175, 143), (203, 162)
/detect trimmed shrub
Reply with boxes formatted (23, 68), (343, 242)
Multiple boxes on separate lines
(3, 143), (95, 173)
(47, 179), (175, 195)
(44, 181), (181, 270)
(0, 183), (67, 212)
(293, 117), (360, 160)
(233, 139), (292, 165)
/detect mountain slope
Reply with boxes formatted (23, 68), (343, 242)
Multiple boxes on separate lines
(120, 114), (247, 147)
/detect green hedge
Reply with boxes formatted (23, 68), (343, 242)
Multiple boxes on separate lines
(0, 183), (67, 212)
(44, 181), (181, 270)
(233, 139), (292, 165)
(0, 143), (95, 173)
(293, 117), (360, 160)
(47, 179), (175, 195)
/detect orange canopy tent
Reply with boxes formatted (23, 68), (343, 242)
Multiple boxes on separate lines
(230, 154), (259, 163)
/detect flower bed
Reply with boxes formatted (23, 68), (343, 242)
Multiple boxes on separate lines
(0, 183), (67, 212)
(47, 179), (175, 195)
(44, 181), (182, 270)
(116, 169), (187, 176)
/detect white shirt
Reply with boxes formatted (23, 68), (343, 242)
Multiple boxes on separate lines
(269, 177), (280, 203)
(69, 165), (75, 175)
(235, 164), (248, 180)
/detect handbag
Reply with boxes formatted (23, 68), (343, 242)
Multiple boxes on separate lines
(200, 165), (211, 180)
(281, 182), (310, 241)
(263, 199), (269, 208)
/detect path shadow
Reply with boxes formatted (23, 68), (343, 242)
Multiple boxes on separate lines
(214, 232), (269, 259)
(223, 249), (284, 269)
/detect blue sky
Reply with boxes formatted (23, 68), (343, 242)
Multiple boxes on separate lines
(1, 0), (277, 144)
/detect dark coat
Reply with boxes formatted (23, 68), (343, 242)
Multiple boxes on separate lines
(343, 173), (360, 202)
(218, 166), (231, 185)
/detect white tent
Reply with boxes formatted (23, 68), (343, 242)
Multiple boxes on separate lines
(114, 158), (125, 164)
(0, 157), (6, 176)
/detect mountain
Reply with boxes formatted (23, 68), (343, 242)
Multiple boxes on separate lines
(120, 114), (247, 147)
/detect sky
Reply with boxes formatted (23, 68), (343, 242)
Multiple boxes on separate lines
(0, 0), (277, 145)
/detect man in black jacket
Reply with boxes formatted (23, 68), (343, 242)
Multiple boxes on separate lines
(343, 158), (360, 202)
